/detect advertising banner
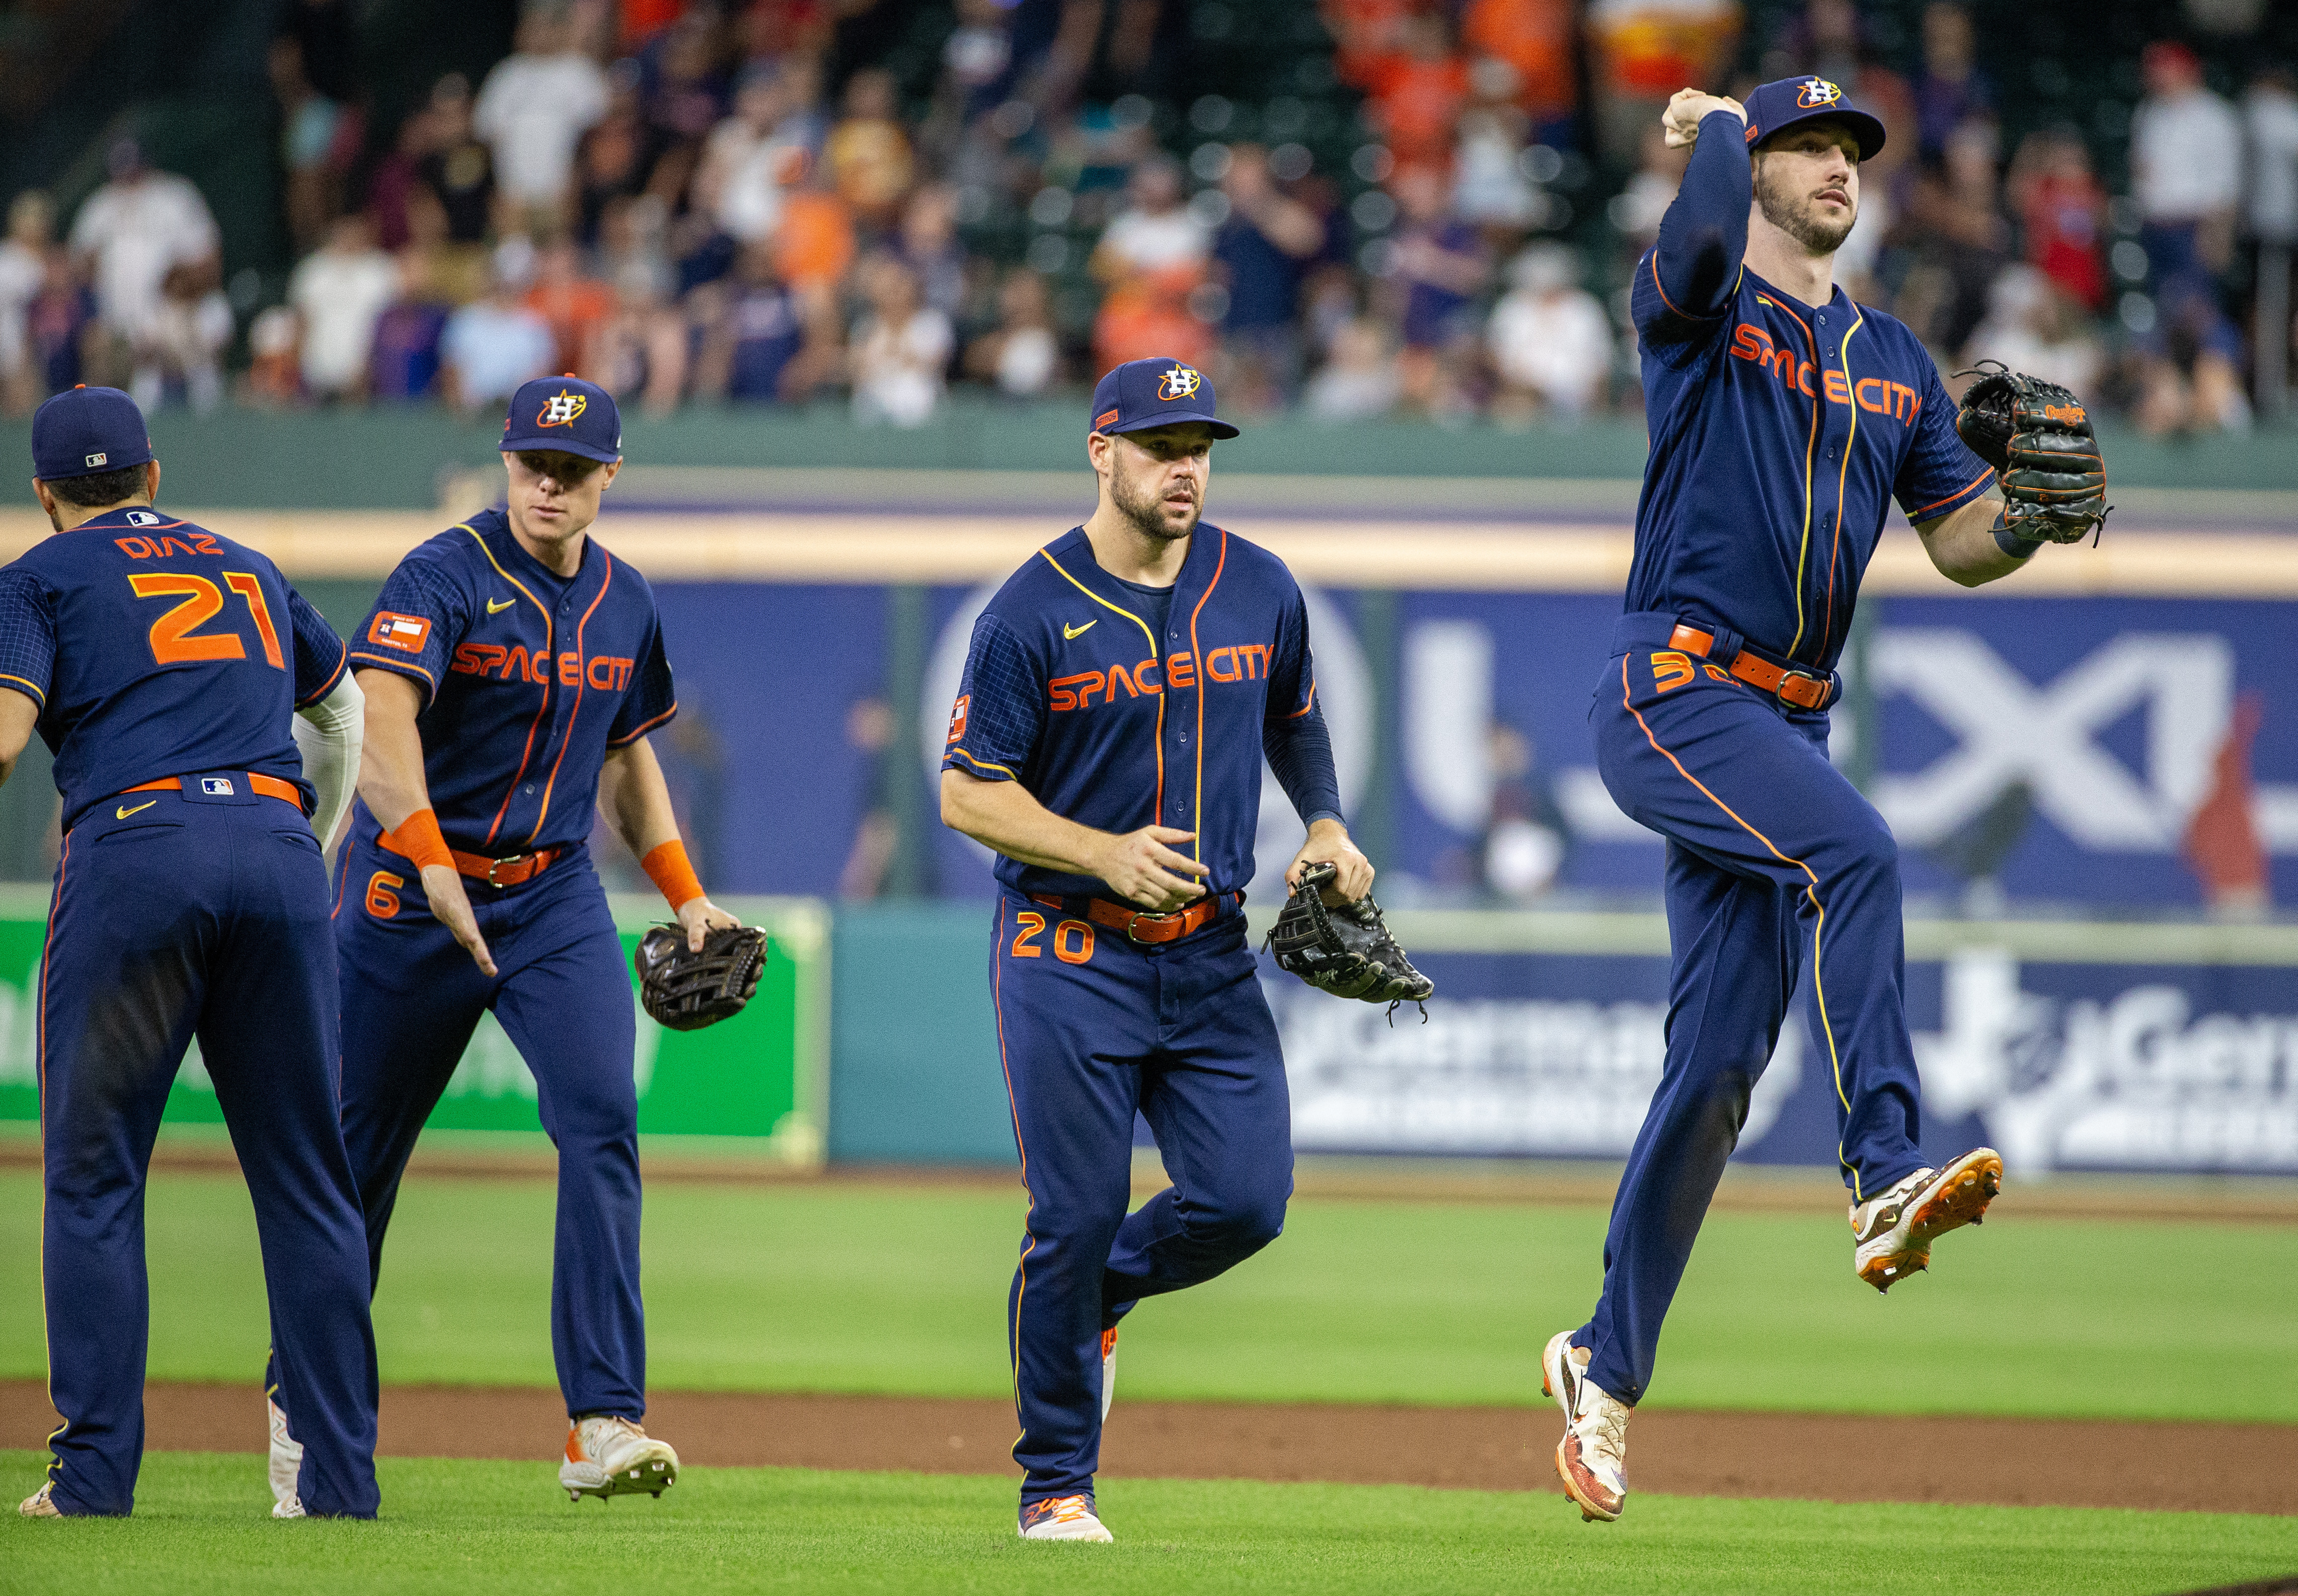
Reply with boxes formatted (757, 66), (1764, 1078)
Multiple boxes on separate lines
(651, 580), (2293, 914)
(0, 891), (829, 1165)
(1267, 916), (2298, 1176)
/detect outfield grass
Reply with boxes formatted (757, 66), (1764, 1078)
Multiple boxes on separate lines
(2, 1451), (2291, 1596)
(2, 1170), (2293, 1421)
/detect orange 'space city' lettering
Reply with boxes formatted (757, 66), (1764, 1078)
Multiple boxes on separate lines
(1045, 644), (1273, 712)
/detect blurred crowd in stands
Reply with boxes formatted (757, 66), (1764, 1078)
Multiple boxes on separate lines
(3, 0), (2295, 438)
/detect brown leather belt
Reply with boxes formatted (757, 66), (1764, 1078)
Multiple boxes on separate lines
(1031, 891), (1234, 944)
(121, 773), (307, 811)
(377, 825), (561, 888)
(1668, 623), (1835, 711)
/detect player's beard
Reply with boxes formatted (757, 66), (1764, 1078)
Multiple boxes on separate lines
(1110, 460), (1201, 543)
(1754, 161), (1857, 256)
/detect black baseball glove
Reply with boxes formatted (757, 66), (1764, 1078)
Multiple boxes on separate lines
(1952, 361), (2110, 545)
(1264, 861), (1434, 1018)
(635, 923), (769, 1032)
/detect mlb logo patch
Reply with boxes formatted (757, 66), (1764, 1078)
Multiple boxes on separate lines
(126, 510), (159, 526)
(200, 776), (236, 796)
(947, 695), (969, 743)
(85, 452), (107, 468)
(367, 611), (432, 654)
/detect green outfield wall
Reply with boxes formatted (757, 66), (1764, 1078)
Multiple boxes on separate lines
(0, 890), (828, 1167)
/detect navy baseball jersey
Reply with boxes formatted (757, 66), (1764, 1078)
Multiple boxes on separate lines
(347, 508), (675, 856)
(0, 508), (346, 829)
(1628, 108), (1997, 673)
(943, 523), (1340, 902)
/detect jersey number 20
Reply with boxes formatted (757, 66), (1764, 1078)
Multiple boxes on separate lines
(127, 572), (286, 669)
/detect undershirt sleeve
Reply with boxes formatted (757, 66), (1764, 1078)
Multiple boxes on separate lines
(1632, 110), (1752, 352)
(1261, 587), (1342, 826)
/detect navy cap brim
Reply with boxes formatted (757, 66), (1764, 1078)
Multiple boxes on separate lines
(499, 434), (624, 463)
(1101, 411), (1241, 441)
(1754, 105), (1886, 163)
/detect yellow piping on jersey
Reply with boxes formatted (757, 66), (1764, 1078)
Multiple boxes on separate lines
(948, 746), (1015, 779)
(1037, 544), (1167, 828)
(1756, 293), (1820, 660)
(0, 672), (46, 706)
(1035, 549), (1159, 658)
(460, 523), (551, 646)
(1822, 312), (1866, 648)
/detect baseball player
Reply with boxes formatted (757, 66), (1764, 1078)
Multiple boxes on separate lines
(1545, 78), (2103, 1523)
(6, 387), (378, 1520)
(940, 358), (1371, 1543)
(274, 374), (741, 1505)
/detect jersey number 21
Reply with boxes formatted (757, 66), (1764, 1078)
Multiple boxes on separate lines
(127, 573), (286, 670)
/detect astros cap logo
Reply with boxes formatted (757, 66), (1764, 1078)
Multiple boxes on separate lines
(1797, 77), (1843, 108)
(537, 390), (587, 427)
(1157, 365), (1202, 402)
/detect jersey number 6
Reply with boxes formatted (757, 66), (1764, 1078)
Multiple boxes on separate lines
(127, 572), (286, 669)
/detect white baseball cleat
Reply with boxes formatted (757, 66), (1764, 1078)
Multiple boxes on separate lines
(1852, 1149), (2002, 1293)
(1019, 1493), (1114, 1542)
(1543, 1330), (1632, 1522)
(267, 1394), (304, 1507)
(20, 1481), (60, 1518)
(272, 1495), (307, 1519)
(560, 1416), (679, 1501)
(1100, 1327), (1118, 1423)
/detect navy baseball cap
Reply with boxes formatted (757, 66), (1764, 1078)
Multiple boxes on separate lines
(1090, 358), (1239, 440)
(1741, 75), (1886, 162)
(500, 375), (623, 463)
(31, 385), (155, 480)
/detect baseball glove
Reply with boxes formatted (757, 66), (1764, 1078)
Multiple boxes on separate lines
(634, 923), (768, 1032)
(1952, 361), (2111, 544)
(1264, 862), (1434, 1018)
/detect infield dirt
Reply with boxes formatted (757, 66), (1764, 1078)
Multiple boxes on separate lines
(4, 1381), (2289, 1518)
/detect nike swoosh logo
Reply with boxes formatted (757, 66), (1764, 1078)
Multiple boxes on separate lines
(115, 800), (159, 820)
(1063, 620), (1097, 640)
(487, 598), (516, 614)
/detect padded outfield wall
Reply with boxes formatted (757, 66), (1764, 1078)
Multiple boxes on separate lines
(0, 414), (2289, 1177)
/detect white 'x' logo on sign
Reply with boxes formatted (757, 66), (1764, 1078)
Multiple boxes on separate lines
(1869, 630), (2230, 850)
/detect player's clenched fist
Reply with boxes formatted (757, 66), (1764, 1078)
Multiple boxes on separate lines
(1286, 818), (1374, 905)
(1662, 88), (1745, 148)
(1094, 825), (1212, 912)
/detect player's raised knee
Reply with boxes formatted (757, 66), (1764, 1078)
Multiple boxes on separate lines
(1193, 1188), (1288, 1254)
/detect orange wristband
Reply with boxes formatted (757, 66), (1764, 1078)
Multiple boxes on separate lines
(388, 808), (454, 872)
(641, 839), (705, 911)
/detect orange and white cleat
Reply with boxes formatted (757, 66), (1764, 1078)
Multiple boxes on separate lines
(1020, 1493), (1114, 1542)
(1543, 1330), (1631, 1522)
(1099, 1327), (1119, 1422)
(559, 1416), (678, 1502)
(1852, 1149), (2003, 1293)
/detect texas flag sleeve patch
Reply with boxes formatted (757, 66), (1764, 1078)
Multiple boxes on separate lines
(366, 612), (432, 654)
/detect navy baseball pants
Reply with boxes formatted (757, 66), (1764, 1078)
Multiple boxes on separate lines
(991, 893), (1292, 1505)
(1576, 614), (1928, 1406)
(331, 836), (646, 1421)
(40, 784), (378, 1517)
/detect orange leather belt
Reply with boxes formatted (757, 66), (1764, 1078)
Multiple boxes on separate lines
(1668, 623), (1835, 711)
(1031, 891), (1234, 944)
(121, 773), (307, 811)
(376, 826), (562, 889)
